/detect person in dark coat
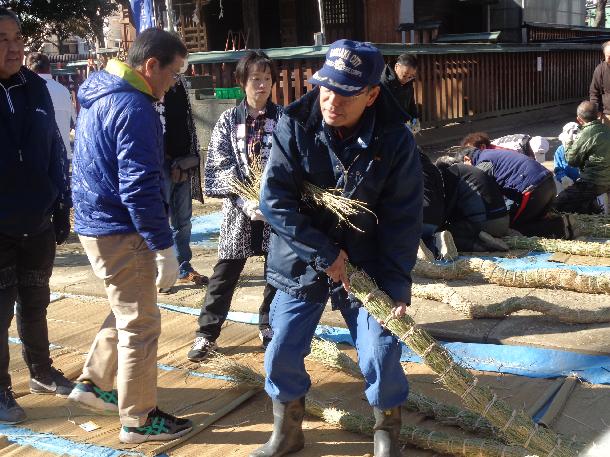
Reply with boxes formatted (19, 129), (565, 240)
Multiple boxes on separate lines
(457, 134), (577, 239)
(254, 40), (422, 457)
(380, 53), (418, 125)
(156, 76), (208, 290)
(0, 7), (74, 424)
(435, 156), (510, 252)
(589, 41), (610, 126)
(418, 150), (458, 261)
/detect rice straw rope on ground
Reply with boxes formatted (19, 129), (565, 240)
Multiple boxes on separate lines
(569, 214), (610, 238)
(411, 283), (610, 323)
(503, 236), (610, 258)
(345, 262), (582, 457)
(205, 353), (533, 457)
(309, 337), (497, 438)
(413, 258), (610, 295)
(227, 166), (376, 232)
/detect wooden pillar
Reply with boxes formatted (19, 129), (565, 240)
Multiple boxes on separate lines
(242, 0), (260, 49)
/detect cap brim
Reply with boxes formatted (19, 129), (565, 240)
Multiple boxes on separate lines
(308, 68), (365, 97)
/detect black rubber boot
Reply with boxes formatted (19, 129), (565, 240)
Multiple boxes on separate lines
(373, 406), (402, 457)
(249, 397), (305, 457)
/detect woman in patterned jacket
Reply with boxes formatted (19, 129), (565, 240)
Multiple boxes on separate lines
(187, 51), (282, 362)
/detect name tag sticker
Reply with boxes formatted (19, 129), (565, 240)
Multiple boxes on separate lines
(79, 421), (101, 432)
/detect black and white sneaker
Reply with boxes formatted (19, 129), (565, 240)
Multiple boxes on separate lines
(119, 407), (192, 443)
(29, 367), (75, 397)
(186, 337), (217, 362)
(0, 388), (26, 424)
(258, 327), (274, 349)
(68, 380), (119, 413)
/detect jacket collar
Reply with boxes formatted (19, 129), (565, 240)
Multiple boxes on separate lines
(582, 119), (602, 129)
(236, 98), (280, 124)
(105, 59), (153, 97)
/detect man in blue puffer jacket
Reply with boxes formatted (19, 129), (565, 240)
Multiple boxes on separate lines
(68, 29), (192, 444)
(0, 7), (73, 424)
(255, 40), (422, 457)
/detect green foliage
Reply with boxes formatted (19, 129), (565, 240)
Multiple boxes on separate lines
(0, 0), (117, 50)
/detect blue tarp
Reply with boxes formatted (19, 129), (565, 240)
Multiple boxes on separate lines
(190, 212), (222, 248)
(477, 251), (610, 275)
(0, 425), (140, 457)
(158, 303), (610, 385)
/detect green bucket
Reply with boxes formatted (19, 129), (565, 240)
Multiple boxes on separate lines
(214, 87), (244, 99)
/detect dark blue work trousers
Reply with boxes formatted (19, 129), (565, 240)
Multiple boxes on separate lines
(264, 290), (409, 409)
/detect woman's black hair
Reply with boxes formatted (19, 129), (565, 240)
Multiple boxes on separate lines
(235, 50), (277, 89)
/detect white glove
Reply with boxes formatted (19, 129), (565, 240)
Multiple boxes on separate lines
(558, 128), (579, 148)
(560, 176), (574, 189)
(250, 209), (266, 222)
(242, 199), (258, 215)
(155, 247), (179, 289)
(243, 199), (265, 221)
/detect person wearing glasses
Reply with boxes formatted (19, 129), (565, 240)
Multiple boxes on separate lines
(68, 28), (192, 444)
(254, 40), (422, 457)
(186, 50), (282, 363)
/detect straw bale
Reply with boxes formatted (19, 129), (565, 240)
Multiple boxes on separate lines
(413, 258), (610, 295)
(412, 283), (610, 323)
(504, 236), (610, 258)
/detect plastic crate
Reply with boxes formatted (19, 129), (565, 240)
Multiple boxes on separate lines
(214, 87), (244, 99)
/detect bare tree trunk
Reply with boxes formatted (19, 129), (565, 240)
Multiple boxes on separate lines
(594, 0), (607, 28)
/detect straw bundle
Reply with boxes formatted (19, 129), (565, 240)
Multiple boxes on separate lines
(227, 163), (375, 232)
(301, 182), (376, 231)
(412, 283), (610, 323)
(228, 158), (266, 203)
(309, 337), (496, 438)
(206, 353), (532, 457)
(413, 258), (610, 295)
(345, 262), (580, 457)
(503, 236), (610, 258)
(309, 337), (361, 378)
(569, 214), (610, 238)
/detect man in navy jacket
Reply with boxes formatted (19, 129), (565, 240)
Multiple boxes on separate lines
(0, 7), (73, 424)
(255, 40), (422, 457)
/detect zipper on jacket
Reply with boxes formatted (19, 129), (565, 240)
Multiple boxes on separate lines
(0, 82), (16, 114)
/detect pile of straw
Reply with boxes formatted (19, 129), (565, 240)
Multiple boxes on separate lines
(503, 236), (610, 258)
(414, 258), (610, 295)
(412, 283), (610, 323)
(345, 262), (580, 457)
(569, 214), (610, 238)
(205, 353), (533, 457)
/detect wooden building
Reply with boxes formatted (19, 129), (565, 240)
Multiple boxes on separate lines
(138, 0), (596, 53)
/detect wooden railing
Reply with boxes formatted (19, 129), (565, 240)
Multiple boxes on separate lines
(189, 43), (602, 127)
(526, 22), (610, 43)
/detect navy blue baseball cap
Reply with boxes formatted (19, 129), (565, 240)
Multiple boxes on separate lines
(308, 39), (385, 96)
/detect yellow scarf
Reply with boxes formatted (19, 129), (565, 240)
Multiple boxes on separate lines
(105, 59), (154, 98)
